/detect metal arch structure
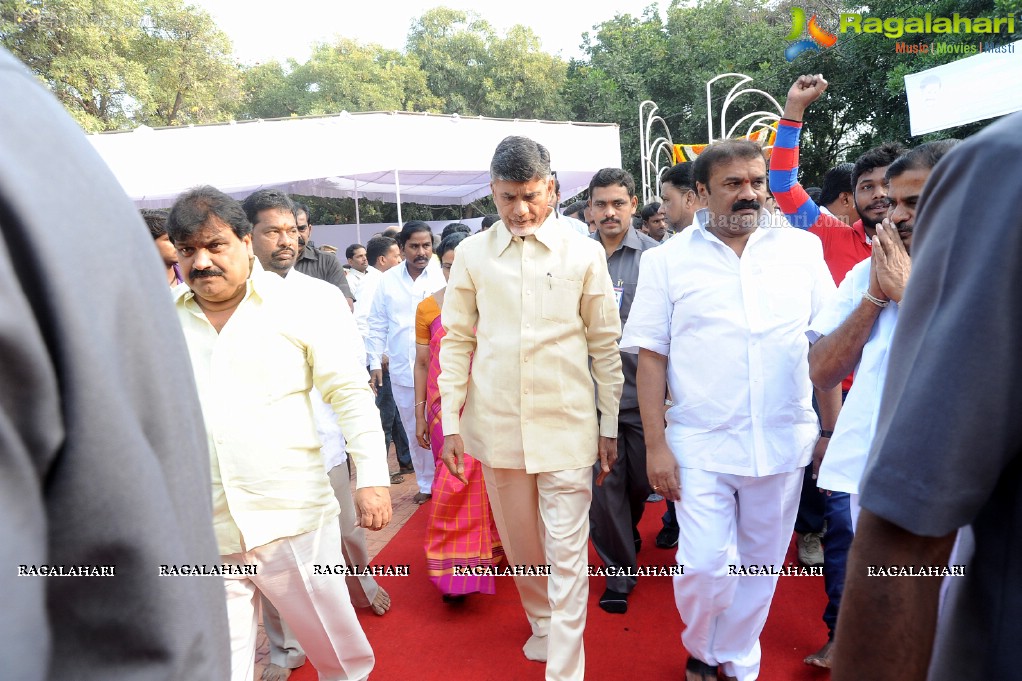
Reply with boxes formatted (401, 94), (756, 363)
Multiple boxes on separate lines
(707, 73), (784, 144)
(638, 100), (676, 205)
(639, 74), (783, 203)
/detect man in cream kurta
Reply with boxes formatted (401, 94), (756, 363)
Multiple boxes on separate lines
(439, 136), (623, 681)
(167, 186), (391, 681)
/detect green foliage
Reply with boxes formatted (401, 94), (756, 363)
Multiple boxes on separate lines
(240, 40), (443, 119)
(1, 0), (240, 131)
(407, 7), (568, 119)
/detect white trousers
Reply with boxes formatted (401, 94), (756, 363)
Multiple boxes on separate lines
(392, 383), (434, 493)
(222, 522), (374, 681)
(482, 464), (592, 681)
(261, 464), (381, 668)
(674, 467), (803, 681)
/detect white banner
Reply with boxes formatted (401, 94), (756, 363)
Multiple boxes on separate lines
(905, 40), (1022, 136)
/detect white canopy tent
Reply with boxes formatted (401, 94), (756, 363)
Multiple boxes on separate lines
(88, 111), (621, 221)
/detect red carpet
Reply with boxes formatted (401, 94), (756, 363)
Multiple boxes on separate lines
(291, 502), (832, 680)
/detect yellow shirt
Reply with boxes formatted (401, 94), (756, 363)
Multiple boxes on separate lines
(438, 216), (623, 472)
(174, 262), (389, 554)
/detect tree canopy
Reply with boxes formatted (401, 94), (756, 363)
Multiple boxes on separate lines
(5, 0), (1020, 207)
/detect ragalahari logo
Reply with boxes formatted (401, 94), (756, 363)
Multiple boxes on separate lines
(785, 7), (838, 61)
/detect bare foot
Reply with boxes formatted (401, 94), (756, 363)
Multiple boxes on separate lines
(804, 640), (833, 668)
(261, 663), (292, 681)
(522, 634), (548, 662)
(371, 587), (391, 615)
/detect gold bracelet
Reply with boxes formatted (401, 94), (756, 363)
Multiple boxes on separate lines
(415, 400), (426, 407)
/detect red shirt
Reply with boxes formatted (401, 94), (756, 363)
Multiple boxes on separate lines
(810, 217), (872, 287)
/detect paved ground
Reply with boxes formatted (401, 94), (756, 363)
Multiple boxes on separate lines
(253, 444), (421, 679)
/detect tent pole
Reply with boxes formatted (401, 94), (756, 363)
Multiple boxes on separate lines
(354, 181), (361, 244)
(394, 169), (403, 225)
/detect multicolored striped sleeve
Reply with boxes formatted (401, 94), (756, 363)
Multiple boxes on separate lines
(769, 119), (820, 230)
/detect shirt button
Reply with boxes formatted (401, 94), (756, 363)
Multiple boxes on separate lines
(524, 356), (530, 362)
(526, 290), (532, 295)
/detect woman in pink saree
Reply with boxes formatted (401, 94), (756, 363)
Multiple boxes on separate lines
(414, 231), (502, 600)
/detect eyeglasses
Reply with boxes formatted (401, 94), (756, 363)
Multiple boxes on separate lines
(440, 263), (453, 271)
(296, 225), (308, 233)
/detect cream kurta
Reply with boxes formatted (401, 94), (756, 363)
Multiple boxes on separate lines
(174, 262), (389, 554)
(438, 216), (623, 472)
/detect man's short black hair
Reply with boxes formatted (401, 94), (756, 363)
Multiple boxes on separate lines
(366, 236), (396, 267)
(588, 167), (636, 198)
(167, 185), (251, 244)
(693, 140), (765, 190)
(345, 243), (365, 260)
(886, 139), (961, 181)
(852, 142), (906, 188)
(397, 221), (433, 248)
(142, 209), (169, 240)
(442, 222), (472, 239)
(661, 161), (695, 191)
(818, 163), (854, 206)
(640, 202), (661, 223)
(564, 201), (587, 220)
(241, 189), (296, 227)
(293, 201), (311, 221)
(480, 214), (499, 230)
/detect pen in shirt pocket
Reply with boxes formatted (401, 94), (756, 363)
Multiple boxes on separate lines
(547, 272), (552, 289)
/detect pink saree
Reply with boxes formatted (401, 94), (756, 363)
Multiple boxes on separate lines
(424, 312), (503, 595)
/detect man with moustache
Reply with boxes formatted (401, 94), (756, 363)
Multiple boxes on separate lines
(241, 189), (392, 681)
(770, 74), (904, 283)
(367, 222), (446, 503)
(804, 140), (958, 668)
(587, 168), (660, 615)
(623, 140), (840, 681)
(439, 136), (623, 681)
(293, 201), (355, 309)
(167, 185), (391, 681)
(639, 202), (669, 242)
(771, 73), (906, 667)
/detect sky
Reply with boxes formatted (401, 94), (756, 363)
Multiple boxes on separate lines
(190, 0), (668, 65)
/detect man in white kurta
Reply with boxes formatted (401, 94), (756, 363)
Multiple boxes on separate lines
(621, 140), (836, 681)
(366, 226), (447, 500)
(167, 186), (391, 681)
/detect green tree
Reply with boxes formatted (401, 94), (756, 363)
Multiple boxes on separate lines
(239, 40), (442, 119)
(407, 7), (568, 119)
(1, 0), (240, 131)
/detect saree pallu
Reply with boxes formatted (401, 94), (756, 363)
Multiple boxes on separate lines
(424, 312), (503, 595)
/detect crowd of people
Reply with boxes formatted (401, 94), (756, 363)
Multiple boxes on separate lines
(6, 42), (1019, 681)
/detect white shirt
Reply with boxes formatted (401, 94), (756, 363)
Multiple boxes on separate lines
(354, 266), (383, 341)
(621, 209), (835, 477)
(559, 213), (591, 237)
(344, 266), (366, 299)
(366, 260), (446, 386)
(174, 262), (389, 554)
(283, 269), (360, 470)
(809, 257), (899, 494)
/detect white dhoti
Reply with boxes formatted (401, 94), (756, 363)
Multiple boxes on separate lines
(392, 383), (435, 494)
(222, 521), (373, 681)
(674, 467), (803, 681)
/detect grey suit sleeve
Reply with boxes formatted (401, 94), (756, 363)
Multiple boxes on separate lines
(0, 47), (229, 680)
(860, 121), (1022, 537)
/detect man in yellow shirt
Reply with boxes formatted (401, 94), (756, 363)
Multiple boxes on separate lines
(167, 185), (391, 681)
(439, 136), (624, 681)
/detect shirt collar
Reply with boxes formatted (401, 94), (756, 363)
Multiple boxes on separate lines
(591, 225), (644, 253)
(852, 219), (871, 244)
(493, 210), (560, 255)
(693, 208), (776, 248)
